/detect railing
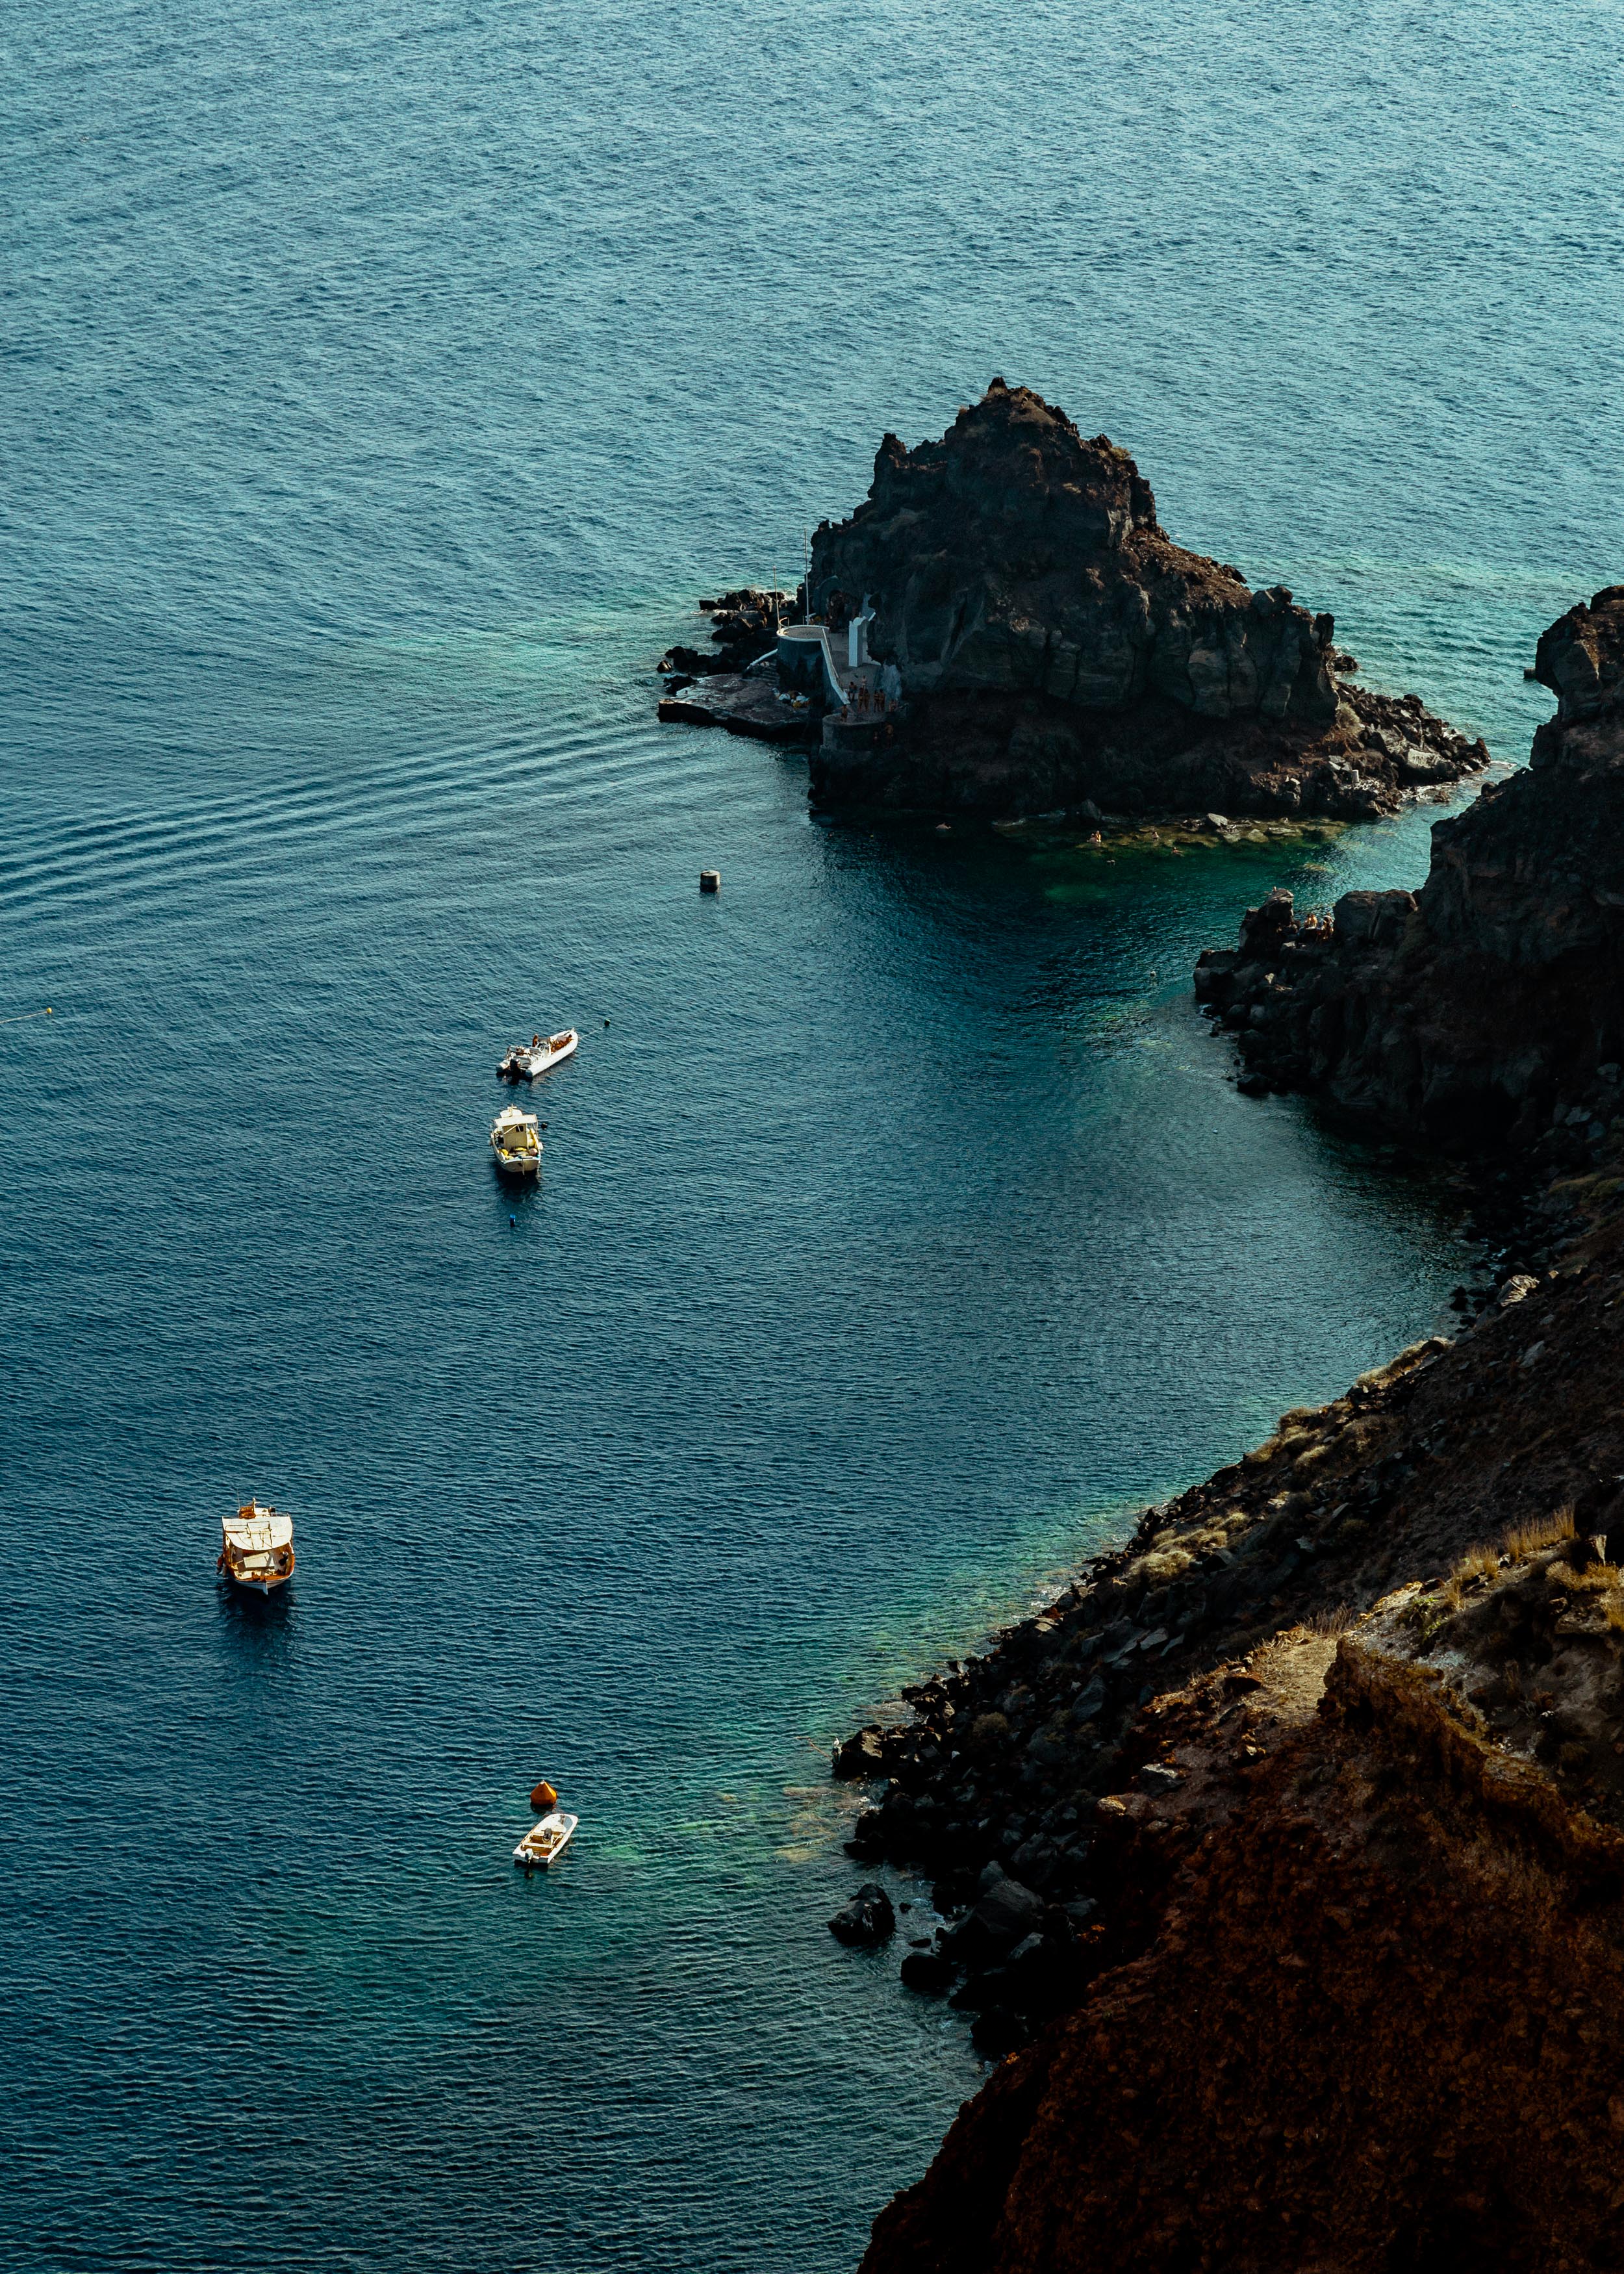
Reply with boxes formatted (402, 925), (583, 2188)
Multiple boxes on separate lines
(777, 623), (848, 709)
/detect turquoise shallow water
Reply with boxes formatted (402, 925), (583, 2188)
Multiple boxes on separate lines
(4, 3), (1621, 2268)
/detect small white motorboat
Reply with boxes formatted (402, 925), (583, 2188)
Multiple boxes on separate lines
(490, 1105), (542, 1175)
(498, 1029), (579, 1080)
(513, 1811), (578, 1869)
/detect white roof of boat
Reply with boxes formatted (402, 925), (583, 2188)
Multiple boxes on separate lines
(223, 1505), (293, 1550)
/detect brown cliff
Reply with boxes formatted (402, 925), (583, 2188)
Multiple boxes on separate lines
(801, 381), (1487, 819)
(846, 1181), (1624, 2271)
(866, 1600), (1624, 2274)
(1197, 587), (1624, 1164)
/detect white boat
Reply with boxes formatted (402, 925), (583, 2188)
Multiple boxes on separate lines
(490, 1105), (542, 1175)
(218, 1500), (295, 1592)
(513, 1811), (579, 1869)
(498, 1029), (579, 1080)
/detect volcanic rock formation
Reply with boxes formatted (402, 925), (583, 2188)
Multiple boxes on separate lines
(1197, 587), (1624, 1166)
(801, 381), (1486, 818)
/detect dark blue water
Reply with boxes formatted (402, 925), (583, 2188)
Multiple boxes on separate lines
(5, 3), (1621, 2268)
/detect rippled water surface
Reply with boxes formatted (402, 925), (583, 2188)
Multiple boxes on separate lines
(5, 2), (1621, 2268)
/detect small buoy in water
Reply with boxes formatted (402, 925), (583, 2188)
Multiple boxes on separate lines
(530, 1780), (558, 1811)
(509, 1214), (516, 1227)
(700, 869), (720, 893)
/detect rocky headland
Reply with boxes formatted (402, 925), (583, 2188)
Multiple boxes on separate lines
(657, 385), (1489, 824)
(832, 589), (1624, 2269)
(1198, 587), (1624, 1169)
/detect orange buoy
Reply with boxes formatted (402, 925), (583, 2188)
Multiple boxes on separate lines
(530, 1780), (558, 1812)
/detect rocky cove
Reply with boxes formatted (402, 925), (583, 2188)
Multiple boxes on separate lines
(827, 589), (1624, 2271)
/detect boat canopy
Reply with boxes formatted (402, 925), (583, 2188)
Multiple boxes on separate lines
(223, 1506), (293, 1553)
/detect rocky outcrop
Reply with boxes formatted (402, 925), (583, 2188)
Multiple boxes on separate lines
(839, 1169), (1624, 2269)
(828, 1883), (896, 1948)
(824, 583), (1624, 2269)
(658, 587), (791, 685)
(1197, 587), (1624, 1165)
(801, 381), (1486, 818)
(656, 674), (815, 743)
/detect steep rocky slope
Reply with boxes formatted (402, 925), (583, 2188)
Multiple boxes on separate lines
(865, 1591), (1624, 2274)
(801, 382), (1486, 818)
(1198, 587), (1624, 1162)
(843, 1185), (1624, 2271)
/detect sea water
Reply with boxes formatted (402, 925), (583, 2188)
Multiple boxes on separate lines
(4, 2), (1620, 2268)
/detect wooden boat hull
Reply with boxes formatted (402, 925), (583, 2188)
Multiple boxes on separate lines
(220, 1502), (295, 1591)
(218, 1550), (295, 1592)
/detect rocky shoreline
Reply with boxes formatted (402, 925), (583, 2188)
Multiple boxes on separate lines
(833, 589), (1624, 2270)
(1197, 587), (1624, 1166)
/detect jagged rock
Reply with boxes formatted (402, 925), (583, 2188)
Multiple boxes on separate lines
(828, 1883), (896, 1947)
(833, 1726), (889, 1780)
(1193, 586), (1624, 1161)
(800, 379), (1486, 818)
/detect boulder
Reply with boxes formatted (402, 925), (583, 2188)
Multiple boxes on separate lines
(899, 1950), (957, 1995)
(833, 1726), (889, 1780)
(828, 1883), (896, 1947)
(844, 1809), (885, 1858)
(971, 2006), (1030, 2060)
(973, 1873), (1046, 1946)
